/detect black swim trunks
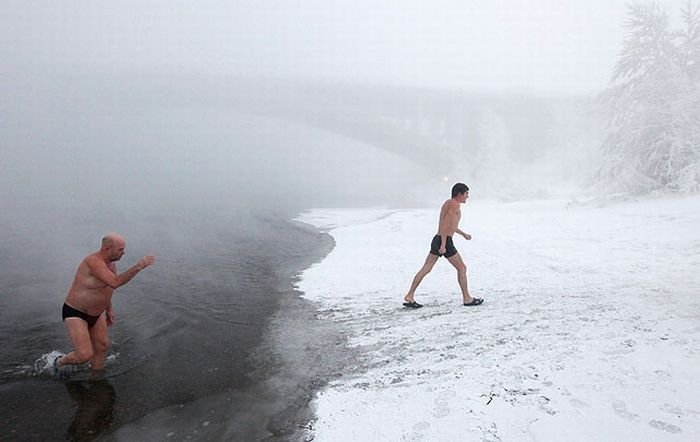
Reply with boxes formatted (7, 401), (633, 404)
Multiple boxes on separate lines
(430, 235), (458, 258)
(62, 303), (102, 328)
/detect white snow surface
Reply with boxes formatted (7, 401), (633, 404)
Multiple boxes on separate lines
(296, 196), (700, 441)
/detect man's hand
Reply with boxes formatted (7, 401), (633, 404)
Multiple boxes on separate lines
(106, 310), (116, 327)
(137, 255), (156, 270)
(461, 232), (472, 240)
(439, 246), (447, 255)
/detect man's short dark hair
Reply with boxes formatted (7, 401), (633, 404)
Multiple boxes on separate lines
(451, 183), (469, 198)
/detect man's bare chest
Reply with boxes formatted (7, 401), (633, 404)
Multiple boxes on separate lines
(80, 264), (115, 290)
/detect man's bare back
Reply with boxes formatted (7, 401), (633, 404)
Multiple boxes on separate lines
(438, 198), (461, 237)
(435, 195), (471, 255)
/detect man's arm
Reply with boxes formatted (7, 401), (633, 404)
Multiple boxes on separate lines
(88, 255), (156, 289)
(106, 300), (115, 326)
(455, 228), (472, 240)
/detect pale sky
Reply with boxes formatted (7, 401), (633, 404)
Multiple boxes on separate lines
(0, 0), (691, 95)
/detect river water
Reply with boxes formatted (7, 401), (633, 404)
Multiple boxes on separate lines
(0, 98), (426, 440)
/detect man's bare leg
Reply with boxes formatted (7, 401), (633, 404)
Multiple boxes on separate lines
(58, 318), (94, 367)
(404, 254), (439, 303)
(446, 253), (476, 304)
(89, 314), (110, 371)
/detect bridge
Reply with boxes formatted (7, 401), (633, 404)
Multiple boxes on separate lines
(186, 76), (569, 178)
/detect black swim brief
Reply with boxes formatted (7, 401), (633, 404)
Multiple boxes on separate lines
(62, 303), (102, 328)
(430, 235), (458, 258)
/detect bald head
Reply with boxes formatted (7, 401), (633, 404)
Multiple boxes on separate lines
(102, 233), (124, 248)
(101, 233), (126, 261)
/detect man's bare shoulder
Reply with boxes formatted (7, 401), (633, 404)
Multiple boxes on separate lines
(442, 198), (459, 211)
(82, 253), (106, 270)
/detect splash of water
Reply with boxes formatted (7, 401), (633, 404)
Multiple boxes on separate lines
(29, 351), (120, 378)
(33, 350), (65, 375)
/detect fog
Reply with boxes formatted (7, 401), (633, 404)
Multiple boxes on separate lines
(4, 0), (679, 95)
(2, 0), (687, 214)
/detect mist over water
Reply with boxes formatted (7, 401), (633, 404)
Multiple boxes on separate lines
(3, 74), (430, 210)
(0, 70), (435, 439)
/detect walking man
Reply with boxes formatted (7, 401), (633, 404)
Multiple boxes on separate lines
(403, 183), (483, 308)
(53, 233), (155, 375)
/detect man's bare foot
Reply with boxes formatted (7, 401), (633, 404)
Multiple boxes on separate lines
(50, 353), (72, 378)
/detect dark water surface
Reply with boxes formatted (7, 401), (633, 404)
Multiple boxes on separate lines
(0, 85), (426, 440)
(0, 204), (339, 441)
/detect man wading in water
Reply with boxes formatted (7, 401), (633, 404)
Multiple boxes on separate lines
(403, 183), (483, 308)
(52, 233), (156, 376)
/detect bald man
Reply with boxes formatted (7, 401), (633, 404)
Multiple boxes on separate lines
(53, 233), (155, 375)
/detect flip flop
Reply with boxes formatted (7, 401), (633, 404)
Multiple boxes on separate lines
(402, 301), (423, 308)
(463, 298), (484, 306)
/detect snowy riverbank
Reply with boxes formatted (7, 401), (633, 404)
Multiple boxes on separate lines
(296, 195), (700, 441)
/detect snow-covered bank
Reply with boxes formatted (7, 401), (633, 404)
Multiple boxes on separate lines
(296, 196), (700, 441)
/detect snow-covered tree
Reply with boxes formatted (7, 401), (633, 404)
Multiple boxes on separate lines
(597, 1), (700, 194)
(677, 0), (700, 81)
